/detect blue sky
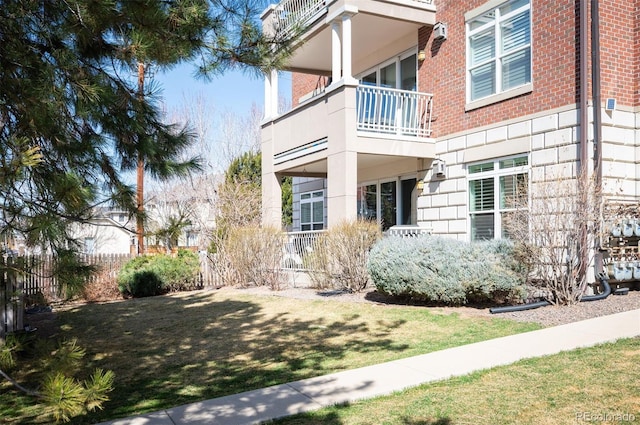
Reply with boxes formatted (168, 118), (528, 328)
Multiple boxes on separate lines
(155, 64), (291, 115)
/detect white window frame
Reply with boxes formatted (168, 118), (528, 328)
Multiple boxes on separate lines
(357, 175), (417, 231)
(465, 0), (532, 110)
(300, 190), (324, 231)
(358, 48), (418, 90)
(467, 155), (529, 240)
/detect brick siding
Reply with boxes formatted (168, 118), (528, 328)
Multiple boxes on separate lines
(289, 0), (640, 137)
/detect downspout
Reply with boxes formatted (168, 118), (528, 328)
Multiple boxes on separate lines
(591, 0), (602, 183)
(591, 0), (604, 275)
(579, 0), (589, 172)
(578, 0), (590, 284)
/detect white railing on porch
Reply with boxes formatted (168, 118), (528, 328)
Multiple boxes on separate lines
(274, 0), (326, 38)
(385, 225), (432, 237)
(356, 85), (433, 138)
(282, 230), (325, 270)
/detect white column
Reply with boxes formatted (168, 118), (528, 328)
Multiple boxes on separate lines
(263, 73), (272, 119)
(270, 69), (279, 117)
(327, 150), (358, 226)
(331, 20), (342, 83)
(341, 14), (354, 82)
(261, 124), (282, 228)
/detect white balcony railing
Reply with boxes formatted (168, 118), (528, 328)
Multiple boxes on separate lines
(356, 85), (433, 138)
(271, 0), (435, 39)
(274, 0), (326, 38)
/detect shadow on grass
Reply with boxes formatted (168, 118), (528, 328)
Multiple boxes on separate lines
(270, 402), (453, 425)
(40, 291), (410, 424)
(364, 290), (494, 310)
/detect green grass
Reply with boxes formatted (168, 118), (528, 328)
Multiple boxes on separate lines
(1, 289), (540, 424)
(272, 338), (640, 425)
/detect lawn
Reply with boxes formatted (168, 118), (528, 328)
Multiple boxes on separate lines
(1, 289), (540, 424)
(272, 338), (640, 425)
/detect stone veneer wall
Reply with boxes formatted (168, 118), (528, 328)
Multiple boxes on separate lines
(417, 104), (640, 241)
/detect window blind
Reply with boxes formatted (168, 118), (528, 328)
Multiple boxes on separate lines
(470, 177), (495, 212)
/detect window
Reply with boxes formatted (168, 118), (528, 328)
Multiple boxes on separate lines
(357, 52), (418, 134)
(468, 156), (528, 240)
(357, 178), (417, 231)
(84, 237), (96, 254)
(300, 190), (324, 231)
(467, 0), (531, 103)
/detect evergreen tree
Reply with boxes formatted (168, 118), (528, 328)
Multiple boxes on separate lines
(0, 0), (295, 421)
(0, 0), (293, 253)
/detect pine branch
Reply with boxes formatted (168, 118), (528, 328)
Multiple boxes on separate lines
(0, 368), (42, 398)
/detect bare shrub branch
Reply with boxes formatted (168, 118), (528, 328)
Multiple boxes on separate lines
(504, 171), (602, 305)
(308, 219), (382, 292)
(215, 226), (285, 290)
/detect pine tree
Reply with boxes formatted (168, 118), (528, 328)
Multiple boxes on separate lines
(0, 0), (294, 421)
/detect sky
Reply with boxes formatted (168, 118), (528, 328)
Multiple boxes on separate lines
(154, 63), (291, 116)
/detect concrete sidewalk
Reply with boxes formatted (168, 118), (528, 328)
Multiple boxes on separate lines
(100, 309), (640, 425)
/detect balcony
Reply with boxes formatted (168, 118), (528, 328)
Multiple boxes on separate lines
(272, 0), (327, 39)
(263, 82), (434, 177)
(262, 0), (436, 74)
(356, 85), (433, 138)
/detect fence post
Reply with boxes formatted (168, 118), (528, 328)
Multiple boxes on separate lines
(1, 256), (24, 339)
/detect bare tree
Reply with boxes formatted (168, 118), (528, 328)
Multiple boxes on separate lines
(216, 104), (262, 168)
(504, 169), (602, 305)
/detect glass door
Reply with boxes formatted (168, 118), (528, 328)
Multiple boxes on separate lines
(380, 181), (397, 231)
(358, 177), (416, 231)
(400, 55), (417, 131)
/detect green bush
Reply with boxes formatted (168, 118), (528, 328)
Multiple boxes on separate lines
(117, 250), (200, 297)
(367, 236), (526, 305)
(123, 271), (163, 298)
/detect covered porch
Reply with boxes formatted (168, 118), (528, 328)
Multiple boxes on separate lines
(262, 80), (436, 229)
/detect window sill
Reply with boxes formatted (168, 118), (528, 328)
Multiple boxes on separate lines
(465, 83), (533, 112)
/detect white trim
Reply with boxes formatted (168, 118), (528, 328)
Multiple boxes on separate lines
(465, 83), (533, 111)
(325, 5), (358, 23)
(331, 21), (341, 83)
(466, 154), (529, 240)
(465, 0), (509, 21)
(465, 0), (532, 106)
(274, 138), (328, 165)
(300, 189), (325, 231)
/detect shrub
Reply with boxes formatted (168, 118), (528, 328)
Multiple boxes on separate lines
(117, 250), (200, 297)
(122, 271), (163, 298)
(308, 219), (382, 292)
(503, 171), (602, 305)
(367, 235), (526, 305)
(150, 250), (200, 292)
(216, 225), (285, 290)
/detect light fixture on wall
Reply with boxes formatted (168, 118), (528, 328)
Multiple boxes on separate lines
(432, 158), (446, 179)
(433, 22), (448, 41)
(417, 50), (426, 61)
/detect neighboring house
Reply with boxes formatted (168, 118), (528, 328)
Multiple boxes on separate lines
(261, 0), (640, 241)
(71, 206), (136, 254)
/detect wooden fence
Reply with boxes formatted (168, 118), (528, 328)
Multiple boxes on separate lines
(1, 252), (221, 338)
(1, 256), (24, 339)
